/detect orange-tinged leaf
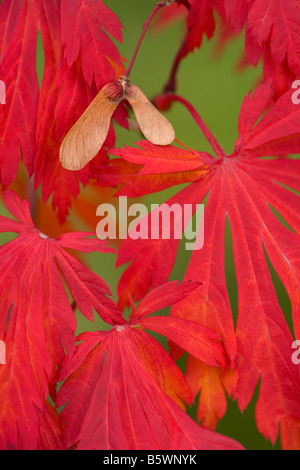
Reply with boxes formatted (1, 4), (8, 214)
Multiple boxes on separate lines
(186, 357), (238, 430)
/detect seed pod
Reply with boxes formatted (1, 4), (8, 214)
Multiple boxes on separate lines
(60, 77), (175, 171)
(59, 81), (124, 171)
(125, 83), (175, 146)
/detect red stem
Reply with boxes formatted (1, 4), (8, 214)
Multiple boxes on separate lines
(163, 1), (191, 93)
(163, 37), (186, 93)
(167, 94), (226, 159)
(125, 3), (166, 79)
(26, 176), (38, 225)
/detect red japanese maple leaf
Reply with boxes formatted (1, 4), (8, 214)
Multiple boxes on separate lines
(224, 0), (300, 94)
(246, 0), (300, 76)
(110, 80), (300, 449)
(156, 0), (218, 94)
(0, 190), (122, 449)
(0, 0), (39, 188)
(60, 0), (124, 89)
(57, 280), (243, 450)
(153, 0), (188, 30)
(0, 0), (127, 222)
(189, 0), (300, 80)
(178, 0), (216, 62)
(156, 0), (300, 98)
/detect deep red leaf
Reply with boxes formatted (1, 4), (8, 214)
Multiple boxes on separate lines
(113, 81), (300, 448)
(57, 306), (243, 450)
(0, 0), (39, 187)
(133, 280), (201, 318)
(60, 0), (124, 89)
(0, 0), (126, 221)
(140, 315), (225, 368)
(178, 0), (216, 61)
(0, 190), (123, 449)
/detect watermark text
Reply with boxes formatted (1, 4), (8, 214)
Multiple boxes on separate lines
(0, 340), (6, 364)
(0, 80), (5, 104)
(292, 340), (300, 365)
(291, 80), (300, 105)
(96, 197), (204, 251)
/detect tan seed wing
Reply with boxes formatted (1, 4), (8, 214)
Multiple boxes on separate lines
(126, 84), (175, 146)
(59, 85), (120, 171)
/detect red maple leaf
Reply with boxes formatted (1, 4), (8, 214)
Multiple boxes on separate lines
(0, 190), (122, 449)
(0, 0), (39, 187)
(57, 280), (243, 450)
(60, 0), (124, 89)
(110, 81), (300, 449)
(224, 0), (300, 94)
(155, 0), (300, 98)
(244, 0), (300, 76)
(179, 0), (216, 61)
(0, 0), (127, 222)
(186, 0), (300, 84)
(155, 0), (219, 63)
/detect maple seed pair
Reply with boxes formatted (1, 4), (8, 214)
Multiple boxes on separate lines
(59, 76), (175, 171)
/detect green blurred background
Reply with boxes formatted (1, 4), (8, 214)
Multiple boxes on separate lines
(2, 0), (288, 450)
